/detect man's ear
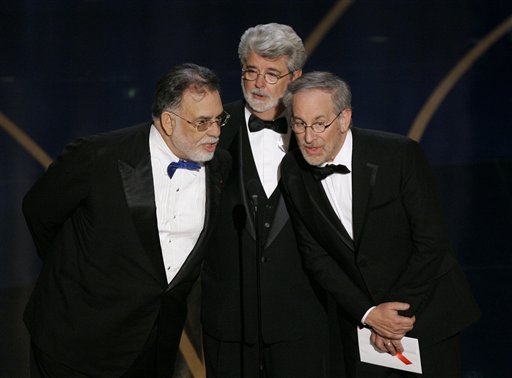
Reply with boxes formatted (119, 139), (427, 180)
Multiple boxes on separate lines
(340, 108), (352, 133)
(291, 69), (302, 81)
(161, 112), (175, 136)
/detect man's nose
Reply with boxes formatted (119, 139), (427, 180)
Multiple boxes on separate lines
(254, 73), (266, 88)
(304, 127), (315, 143)
(207, 122), (221, 137)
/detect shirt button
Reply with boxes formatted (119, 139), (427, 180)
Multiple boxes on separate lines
(264, 222), (271, 228)
(261, 256), (267, 263)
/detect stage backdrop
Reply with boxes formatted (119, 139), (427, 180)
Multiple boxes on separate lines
(1, 1), (511, 376)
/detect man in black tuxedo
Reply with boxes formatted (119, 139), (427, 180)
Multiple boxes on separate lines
(280, 71), (480, 377)
(201, 23), (330, 377)
(22, 63), (231, 377)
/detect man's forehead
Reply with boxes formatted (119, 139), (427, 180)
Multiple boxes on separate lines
(182, 87), (215, 103)
(246, 52), (288, 68)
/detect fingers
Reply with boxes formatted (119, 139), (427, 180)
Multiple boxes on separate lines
(371, 332), (402, 355)
(386, 302), (411, 312)
(371, 333), (388, 353)
(393, 339), (404, 354)
(384, 339), (397, 355)
(365, 302), (415, 338)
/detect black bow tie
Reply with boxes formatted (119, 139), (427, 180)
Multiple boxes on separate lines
(248, 115), (288, 134)
(310, 164), (351, 181)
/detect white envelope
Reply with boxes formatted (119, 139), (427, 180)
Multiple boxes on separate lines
(357, 326), (422, 374)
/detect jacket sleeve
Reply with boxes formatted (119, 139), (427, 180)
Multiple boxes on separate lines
(22, 137), (94, 259)
(382, 139), (456, 316)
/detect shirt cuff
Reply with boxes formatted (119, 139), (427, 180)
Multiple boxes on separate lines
(361, 306), (377, 325)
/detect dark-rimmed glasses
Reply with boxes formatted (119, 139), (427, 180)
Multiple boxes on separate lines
(167, 110), (231, 132)
(242, 68), (293, 85)
(290, 111), (342, 134)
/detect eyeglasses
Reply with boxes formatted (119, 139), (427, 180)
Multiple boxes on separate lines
(167, 110), (230, 132)
(290, 111), (342, 134)
(242, 68), (293, 85)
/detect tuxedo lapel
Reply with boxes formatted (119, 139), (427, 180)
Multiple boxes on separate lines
(264, 196), (286, 248)
(239, 126), (257, 240)
(264, 135), (299, 247)
(351, 128), (379, 252)
(118, 130), (167, 287)
(222, 101), (257, 239)
(300, 168), (355, 252)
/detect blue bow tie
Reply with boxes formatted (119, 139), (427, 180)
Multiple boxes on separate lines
(167, 159), (201, 179)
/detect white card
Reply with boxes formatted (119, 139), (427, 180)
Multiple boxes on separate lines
(357, 326), (422, 374)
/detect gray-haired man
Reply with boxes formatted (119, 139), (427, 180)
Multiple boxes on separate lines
(201, 24), (331, 377)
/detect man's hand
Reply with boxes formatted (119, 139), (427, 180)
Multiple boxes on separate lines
(364, 302), (415, 339)
(370, 330), (404, 355)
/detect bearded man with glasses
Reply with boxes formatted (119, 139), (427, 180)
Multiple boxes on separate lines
(201, 23), (332, 378)
(23, 63), (231, 377)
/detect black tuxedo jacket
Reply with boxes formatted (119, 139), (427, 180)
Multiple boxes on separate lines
(201, 101), (327, 345)
(22, 123), (231, 377)
(281, 127), (480, 349)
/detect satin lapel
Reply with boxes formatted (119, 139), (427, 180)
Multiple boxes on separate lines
(118, 152), (167, 287)
(264, 195), (287, 248)
(351, 129), (379, 253)
(301, 169), (355, 252)
(221, 101), (257, 239)
(264, 132), (297, 247)
(238, 117), (257, 239)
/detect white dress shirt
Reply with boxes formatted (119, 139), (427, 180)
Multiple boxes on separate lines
(245, 108), (292, 198)
(149, 125), (206, 283)
(321, 129), (354, 239)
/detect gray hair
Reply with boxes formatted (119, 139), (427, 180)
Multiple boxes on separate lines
(151, 63), (220, 119)
(238, 23), (306, 72)
(283, 71), (352, 114)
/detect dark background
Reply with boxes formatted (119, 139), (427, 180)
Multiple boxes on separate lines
(1, 1), (511, 376)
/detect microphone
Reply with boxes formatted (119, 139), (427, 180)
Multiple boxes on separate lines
(246, 179), (260, 212)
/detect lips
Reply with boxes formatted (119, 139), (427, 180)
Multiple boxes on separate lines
(202, 141), (218, 152)
(303, 145), (322, 155)
(251, 90), (269, 100)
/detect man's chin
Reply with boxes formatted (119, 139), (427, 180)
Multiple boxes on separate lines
(199, 152), (215, 163)
(300, 150), (325, 166)
(245, 98), (276, 114)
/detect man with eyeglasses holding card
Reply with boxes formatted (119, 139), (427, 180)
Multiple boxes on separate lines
(201, 23), (331, 378)
(23, 63), (231, 377)
(280, 71), (480, 377)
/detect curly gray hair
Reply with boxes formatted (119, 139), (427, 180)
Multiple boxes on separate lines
(238, 23), (306, 72)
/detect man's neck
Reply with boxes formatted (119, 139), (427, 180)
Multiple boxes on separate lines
(247, 104), (285, 121)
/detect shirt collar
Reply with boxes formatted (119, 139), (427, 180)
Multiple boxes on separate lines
(150, 124), (180, 164)
(326, 129), (353, 170)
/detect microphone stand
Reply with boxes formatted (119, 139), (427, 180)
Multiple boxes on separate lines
(233, 204), (247, 377)
(249, 193), (265, 378)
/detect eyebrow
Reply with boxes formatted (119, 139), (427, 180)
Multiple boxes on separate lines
(246, 65), (282, 74)
(293, 115), (328, 122)
(195, 111), (224, 120)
